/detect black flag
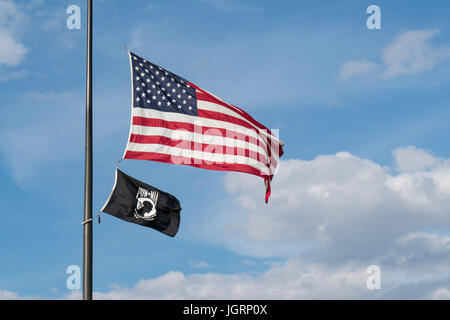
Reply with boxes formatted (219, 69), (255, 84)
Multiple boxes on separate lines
(101, 169), (181, 237)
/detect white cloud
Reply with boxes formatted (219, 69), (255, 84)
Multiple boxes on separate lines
(392, 145), (439, 172)
(431, 288), (450, 300)
(209, 148), (450, 261)
(62, 259), (369, 300)
(339, 29), (450, 81)
(338, 59), (378, 81)
(0, 289), (20, 299)
(0, 0), (27, 66)
(382, 29), (450, 78)
(59, 252), (449, 299)
(0, 289), (39, 300)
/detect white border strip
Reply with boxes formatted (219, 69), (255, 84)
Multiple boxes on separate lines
(122, 49), (135, 159)
(100, 169), (119, 212)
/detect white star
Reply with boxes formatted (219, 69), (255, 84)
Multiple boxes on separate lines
(172, 88), (176, 93)
(152, 84), (156, 89)
(177, 94), (181, 98)
(157, 101), (162, 106)
(167, 93), (171, 97)
(145, 69), (149, 73)
(136, 76), (140, 81)
(188, 106), (193, 110)
(134, 67), (139, 71)
(146, 99), (150, 103)
(156, 81), (160, 85)
(150, 65), (153, 69)
(151, 75), (154, 79)
(141, 82), (145, 86)
(139, 63), (143, 67)
(188, 95), (192, 99)
(136, 97), (140, 101)
(172, 99), (176, 103)
(162, 87), (165, 91)
(177, 83), (181, 87)
(161, 76), (165, 81)
(157, 90), (161, 94)
(162, 96), (166, 100)
(171, 78), (174, 82)
(147, 89), (151, 93)
(165, 71), (168, 75)
(142, 93), (146, 97)
(136, 87), (141, 91)
(183, 100), (186, 104)
(140, 72), (145, 77)
(155, 71), (159, 75)
(146, 78), (150, 83)
(167, 82), (171, 87)
(178, 105), (182, 109)
(133, 57), (137, 60)
(182, 89), (186, 93)
(152, 95), (156, 100)
(167, 101), (171, 106)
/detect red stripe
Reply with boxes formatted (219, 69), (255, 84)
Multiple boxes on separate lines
(129, 133), (271, 166)
(124, 150), (272, 180)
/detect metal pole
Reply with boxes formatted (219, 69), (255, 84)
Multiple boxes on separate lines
(83, 0), (93, 300)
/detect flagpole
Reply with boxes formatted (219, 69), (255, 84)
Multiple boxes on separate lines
(83, 0), (93, 300)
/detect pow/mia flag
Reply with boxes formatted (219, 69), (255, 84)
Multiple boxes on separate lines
(101, 169), (181, 237)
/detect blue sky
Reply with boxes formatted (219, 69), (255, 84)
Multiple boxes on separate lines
(1, 0), (450, 299)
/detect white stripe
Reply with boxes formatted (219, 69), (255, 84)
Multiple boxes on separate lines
(127, 142), (272, 176)
(130, 125), (269, 156)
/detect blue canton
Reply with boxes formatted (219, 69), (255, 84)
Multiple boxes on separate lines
(130, 52), (198, 116)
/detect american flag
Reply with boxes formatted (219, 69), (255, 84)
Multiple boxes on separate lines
(123, 51), (284, 202)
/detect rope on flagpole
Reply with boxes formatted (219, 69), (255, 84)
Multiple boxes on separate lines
(111, 0), (128, 50)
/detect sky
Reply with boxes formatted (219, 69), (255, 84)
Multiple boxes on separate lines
(1, 0), (450, 299)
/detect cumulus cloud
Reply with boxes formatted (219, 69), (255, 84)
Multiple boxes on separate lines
(0, 0), (27, 67)
(60, 252), (448, 300)
(210, 147), (450, 262)
(339, 29), (450, 81)
(63, 259), (369, 300)
(392, 145), (440, 172)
